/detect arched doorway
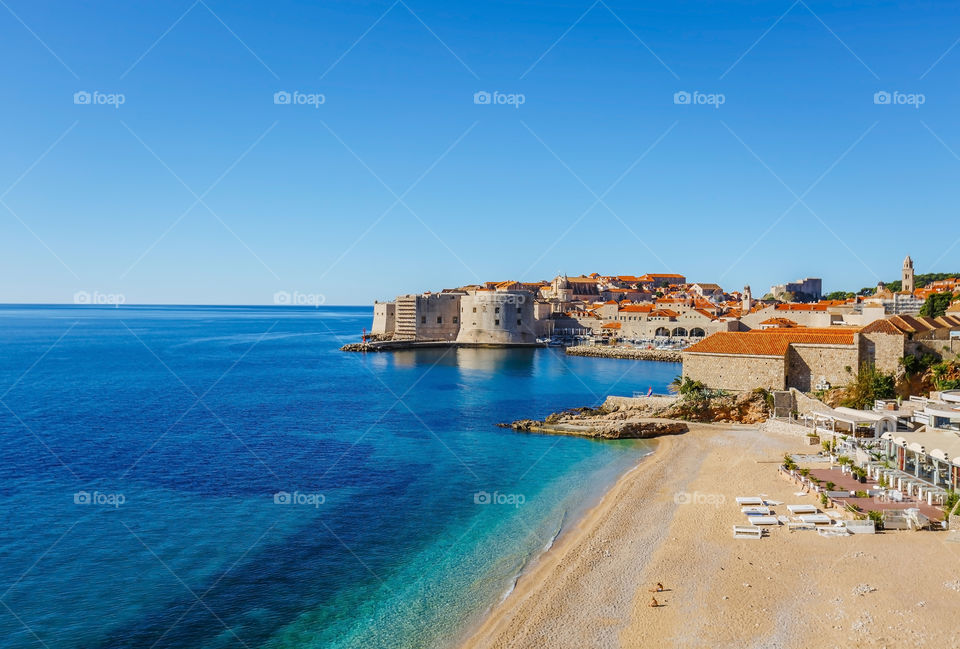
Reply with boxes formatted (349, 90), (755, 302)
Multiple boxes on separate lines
(690, 327), (706, 337)
(655, 327), (670, 337)
(671, 327), (688, 337)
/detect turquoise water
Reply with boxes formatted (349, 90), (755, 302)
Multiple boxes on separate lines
(0, 306), (679, 648)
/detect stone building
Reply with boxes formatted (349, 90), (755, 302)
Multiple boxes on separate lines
(392, 292), (463, 341)
(902, 255), (915, 295)
(770, 277), (822, 301)
(682, 328), (859, 392)
(371, 301), (395, 335)
(683, 314), (960, 392)
(456, 289), (537, 345)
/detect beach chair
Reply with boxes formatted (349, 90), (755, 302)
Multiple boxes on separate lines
(798, 514), (831, 525)
(741, 506), (771, 516)
(735, 497), (764, 506)
(787, 504), (817, 514)
(748, 516), (778, 525)
(733, 525), (763, 539)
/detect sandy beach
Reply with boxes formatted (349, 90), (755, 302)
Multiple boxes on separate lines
(461, 425), (960, 649)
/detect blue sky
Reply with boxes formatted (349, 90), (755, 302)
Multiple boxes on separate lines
(1, 0), (958, 305)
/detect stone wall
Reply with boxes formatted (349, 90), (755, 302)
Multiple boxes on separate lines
(682, 352), (786, 392)
(603, 394), (678, 410)
(859, 331), (906, 374)
(371, 302), (395, 335)
(786, 343), (858, 391)
(414, 293), (462, 341)
(565, 346), (682, 362)
(456, 291), (537, 344)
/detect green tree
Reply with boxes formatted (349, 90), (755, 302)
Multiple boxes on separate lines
(823, 291), (855, 301)
(919, 292), (955, 318)
(840, 362), (896, 410)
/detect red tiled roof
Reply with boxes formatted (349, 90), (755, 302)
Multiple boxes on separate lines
(685, 329), (858, 357)
(601, 322), (622, 329)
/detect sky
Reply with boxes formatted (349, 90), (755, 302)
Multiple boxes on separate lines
(1, 0), (959, 305)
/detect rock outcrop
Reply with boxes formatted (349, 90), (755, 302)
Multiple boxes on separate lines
(500, 417), (688, 440)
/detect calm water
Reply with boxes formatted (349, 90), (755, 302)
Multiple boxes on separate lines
(0, 306), (679, 649)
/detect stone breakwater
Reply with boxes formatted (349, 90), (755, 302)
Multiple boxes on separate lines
(499, 418), (688, 440)
(564, 345), (682, 363)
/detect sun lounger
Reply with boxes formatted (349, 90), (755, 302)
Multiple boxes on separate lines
(787, 504), (818, 514)
(749, 516), (778, 525)
(777, 515), (790, 524)
(843, 520), (876, 534)
(799, 514), (831, 525)
(733, 525), (763, 539)
(788, 521), (816, 531)
(817, 527), (850, 538)
(741, 506), (771, 516)
(736, 497), (764, 506)
(765, 500), (783, 506)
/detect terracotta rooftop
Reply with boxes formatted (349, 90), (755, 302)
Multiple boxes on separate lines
(685, 329), (858, 357)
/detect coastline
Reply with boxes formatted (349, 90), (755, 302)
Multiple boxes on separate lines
(458, 430), (694, 648)
(458, 423), (960, 649)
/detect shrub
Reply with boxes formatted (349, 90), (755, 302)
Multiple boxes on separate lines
(867, 510), (884, 530)
(854, 490), (868, 498)
(825, 481), (836, 491)
(840, 362), (896, 410)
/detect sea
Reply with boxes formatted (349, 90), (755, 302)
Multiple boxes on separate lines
(0, 305), (679, 649)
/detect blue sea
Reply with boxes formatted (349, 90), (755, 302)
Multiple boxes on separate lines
(0, 306), (679, 649)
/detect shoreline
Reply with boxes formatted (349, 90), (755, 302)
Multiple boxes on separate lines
(458, 423), (960, 649)
(458, 430), (693, 649)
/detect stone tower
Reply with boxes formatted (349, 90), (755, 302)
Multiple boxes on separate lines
(742, 285), (753, 312)
(902, 255), (915, 294)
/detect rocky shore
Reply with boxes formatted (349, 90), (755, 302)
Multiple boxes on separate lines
(500, 416), (688, 439)
(564, 345), (682, 362)
(499, 390), (771, 440)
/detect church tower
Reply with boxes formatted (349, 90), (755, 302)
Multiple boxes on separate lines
(742, 285), (753, 312)
(902, 256), (915, 294)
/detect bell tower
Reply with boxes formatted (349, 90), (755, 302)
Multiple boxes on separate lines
(902, 256), (915, 294)
(742, 285), (753, 312)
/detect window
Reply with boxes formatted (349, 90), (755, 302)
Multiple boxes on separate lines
(495, 307), (500, 313)
(421, 316), (426, 324)
(472, 307), (477, 313)
(453, 316), (458, 324)
(437, 316), (442, 324)
(517, 319), (522, 325)
(495, 319), (500, 326)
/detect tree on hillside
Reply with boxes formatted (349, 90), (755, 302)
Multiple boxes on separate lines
(824, 291), (856, 300)
(840, 363), (896, 410)
(919, 292), (955, 318)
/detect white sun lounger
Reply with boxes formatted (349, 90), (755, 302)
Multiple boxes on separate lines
(741, 506), (771, 516)
(749, 516), (779, 525)
(787, 504), (818, 514)
(817, 527), (850, 538)
(799, 514), (832, 525)
(788, 521), (816, 531)
(733, 525), (763, 539)
(736, 497), (764, 506)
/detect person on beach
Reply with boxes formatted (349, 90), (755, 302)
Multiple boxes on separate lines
(649, 582), (664, 592)
(649, 597), (659, 607)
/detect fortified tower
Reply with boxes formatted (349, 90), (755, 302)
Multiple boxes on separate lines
(902, 255), (915, 294)
(742, 285), (753, 312)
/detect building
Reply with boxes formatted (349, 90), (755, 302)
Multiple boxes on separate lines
(902, 255), (915, 294)
(371, 301), (395, 335)
(456, 289), (537, 344)
(393, 292), (463, 341)
(682, 328), (860, 392)
(683, 314), (960, 392)
(770, 277), (822, 301)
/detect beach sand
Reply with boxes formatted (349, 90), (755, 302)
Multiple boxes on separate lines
(460, 425), (960, 649)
